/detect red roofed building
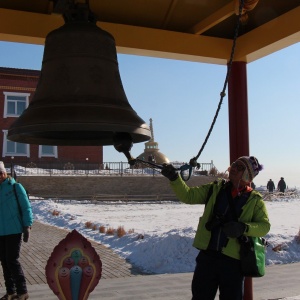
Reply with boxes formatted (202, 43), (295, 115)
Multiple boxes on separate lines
(0, 67), (103, 166)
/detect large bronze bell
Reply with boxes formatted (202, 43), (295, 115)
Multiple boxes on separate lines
(8, 5), (151, 146)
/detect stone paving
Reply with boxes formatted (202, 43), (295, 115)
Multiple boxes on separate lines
(0, 221), (146, 288)
(2, 222), (300, 299)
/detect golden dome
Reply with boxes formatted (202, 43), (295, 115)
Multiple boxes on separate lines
(137, 118), (170, 165)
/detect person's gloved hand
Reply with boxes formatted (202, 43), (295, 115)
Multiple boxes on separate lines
(161, 164), (179, 181)
(222, 221), (246, 238)
(23, 226), (31, 243)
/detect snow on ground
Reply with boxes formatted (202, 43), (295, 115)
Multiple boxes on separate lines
(31, 192), (300, 274)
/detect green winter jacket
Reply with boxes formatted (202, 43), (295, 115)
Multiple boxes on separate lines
(170, 176), (270, 260)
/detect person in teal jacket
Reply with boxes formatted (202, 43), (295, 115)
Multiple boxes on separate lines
(162, 156), (270, 300)
(0, 162), (33, 300)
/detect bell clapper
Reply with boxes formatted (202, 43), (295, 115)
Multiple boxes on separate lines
(113, 132), (164, 169)
(113, 132), (136, 165)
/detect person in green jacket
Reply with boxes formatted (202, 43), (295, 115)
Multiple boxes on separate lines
(161, 156), (270, 300)
(0, 162), (33, 300)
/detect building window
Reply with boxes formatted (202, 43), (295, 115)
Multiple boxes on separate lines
(2, 130), (30, 157)
(3, 92), (30, 118)
(39, 145), (58, 158)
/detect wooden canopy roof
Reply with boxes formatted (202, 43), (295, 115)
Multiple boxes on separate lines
(0, 0), (299, 65)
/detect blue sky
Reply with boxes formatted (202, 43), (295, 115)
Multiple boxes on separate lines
(0, 40), (299, 188)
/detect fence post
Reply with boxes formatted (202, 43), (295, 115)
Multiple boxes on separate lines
(85, 158), (89, 176)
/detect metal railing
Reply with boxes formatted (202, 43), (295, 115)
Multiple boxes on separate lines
(7, 161), (215, 177)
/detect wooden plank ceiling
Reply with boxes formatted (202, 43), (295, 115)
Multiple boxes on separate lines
(0, 0), (299, 65)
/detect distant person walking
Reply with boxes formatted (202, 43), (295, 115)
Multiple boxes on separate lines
(267, 179), (275, 193)
(277, 177), (287, 193)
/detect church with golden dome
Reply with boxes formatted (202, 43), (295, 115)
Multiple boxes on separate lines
(137, 118), (170, 164)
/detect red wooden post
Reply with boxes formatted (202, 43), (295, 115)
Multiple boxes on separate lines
(228, 61), (253, 300)
(228, 61), (249, 161)
(244, 277), (253, 300)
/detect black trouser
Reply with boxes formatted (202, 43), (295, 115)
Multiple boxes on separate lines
(0, 234), (27, 295)
(192, 250), (244, 300)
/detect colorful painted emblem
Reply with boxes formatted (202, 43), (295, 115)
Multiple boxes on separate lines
(45, 229), (102, 300)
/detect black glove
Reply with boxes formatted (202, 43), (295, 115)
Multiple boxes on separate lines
(161, 164), (179, 181)
(23, 226), (30, 243)
(222, 222), (246, 238)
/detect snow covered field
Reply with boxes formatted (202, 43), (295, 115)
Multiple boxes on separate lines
(31, 192), (300, 274)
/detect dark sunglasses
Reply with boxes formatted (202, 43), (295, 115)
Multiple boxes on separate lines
(0, 172), (4, 175)
(231, 161), (245, 172)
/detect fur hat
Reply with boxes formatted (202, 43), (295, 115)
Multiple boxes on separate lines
(237, 156), (263, 183)
(0, 161), (6, 173)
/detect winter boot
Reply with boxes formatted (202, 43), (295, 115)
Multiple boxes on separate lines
(16, 294), (29, 300)
(0, 294), (17, 300)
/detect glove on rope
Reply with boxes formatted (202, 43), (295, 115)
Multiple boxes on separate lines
(222, 221), (246, 238)
(161, 164), (179, 181)
(23, 226), (30, 243)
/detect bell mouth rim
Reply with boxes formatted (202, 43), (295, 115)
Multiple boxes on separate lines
(7, 125), (151, 146)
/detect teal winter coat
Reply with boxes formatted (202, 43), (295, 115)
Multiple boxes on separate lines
(0, 177), (33, 236)
(170, 177), (270, 260)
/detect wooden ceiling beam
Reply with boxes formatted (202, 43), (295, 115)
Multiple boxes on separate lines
(0, 8), (233, 64)
(99, 22), (232, 64)
(234, 5), (300, 62)
(0, 8), (63, 45)
(0, 5), (300, 65)
(189, 1), (235, 34)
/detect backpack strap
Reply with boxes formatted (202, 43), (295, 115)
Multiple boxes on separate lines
(205, 179), (226, 206)
(13, 183), (23, 218)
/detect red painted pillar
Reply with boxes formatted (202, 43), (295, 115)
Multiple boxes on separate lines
(228, 61), (249, 162)
(228, 61), (253, 300)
